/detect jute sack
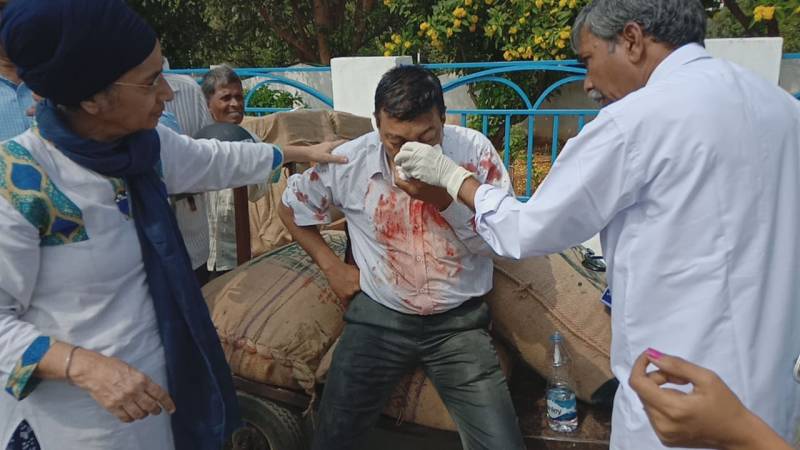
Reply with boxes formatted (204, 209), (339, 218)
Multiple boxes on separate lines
(487, 247), (613, 403)
(316, 336), (512, 432)
(202, 231), (348, 395)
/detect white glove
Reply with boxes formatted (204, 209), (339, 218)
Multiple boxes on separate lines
(395, 142), (475, 199)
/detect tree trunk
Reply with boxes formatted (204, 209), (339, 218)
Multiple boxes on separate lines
(313, 0), (333, 65)
(721, 0), (757, 37)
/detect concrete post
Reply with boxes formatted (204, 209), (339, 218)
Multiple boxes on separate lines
(330, 56), (413, 119)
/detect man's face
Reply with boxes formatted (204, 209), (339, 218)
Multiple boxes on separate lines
(577, 27), (641, 106)
(89, 42), (174, 135)
(376, 108), (445, 161)
(208, 82), (244, 124)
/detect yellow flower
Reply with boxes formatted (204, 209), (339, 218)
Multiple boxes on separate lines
(387, 42), (397, 50)
(517, 46), (525, 53)
(559, 30), (570, 40)
(534, 35), (544, 44)
(383, 0), (392, 6)
(485, 26), (496, 37)
(795, 5), (800, 14)
(453, 7), (468, 18)
(556, 39), (566, 49)
(535, 0), (544, 8)
(384, 50), (392, 56)
(557, 54), (566, 60)
(470, 15), (479, 23)
(568, 0), (577, 8)
(559, 0), (567, 8)
(762, 6), (775, 20)
(519, 17), (527, 25)
(403, 41), (412, 49)
(485, 0), (494, 4)
(753, 5), (764, 22)
(503, 50), (514, 61)
(509, 26), (518, 34)
(392, 34), (402, 44)
(454, 18), (462, 28)
(469, 24), (477, 32)
(446, 27), (454, 37)
(384, 42), (392, 49)
(465, 0), (473, 5)
(429, 30), (439, 40)
(420, 22), (430, 31)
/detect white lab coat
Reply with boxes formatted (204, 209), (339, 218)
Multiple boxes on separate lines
(473, 44), (800, 449)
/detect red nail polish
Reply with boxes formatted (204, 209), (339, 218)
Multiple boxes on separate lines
(646, 348), (663, 360)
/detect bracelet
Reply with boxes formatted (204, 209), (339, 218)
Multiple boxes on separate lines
(64, 345), (81, 385)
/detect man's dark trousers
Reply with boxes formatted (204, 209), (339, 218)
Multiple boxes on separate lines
(312, 292), (525, 450)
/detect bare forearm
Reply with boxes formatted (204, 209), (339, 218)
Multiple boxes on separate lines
(278, 203), (341, 271)
(725, 412), (793, 450)
(457, 177), (481, 211)
(33, 341), (74, 380)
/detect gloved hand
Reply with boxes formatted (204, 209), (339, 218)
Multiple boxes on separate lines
(394, 142), (475, 200)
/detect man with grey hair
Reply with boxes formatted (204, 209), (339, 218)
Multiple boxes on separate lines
(394, 1), (800, 449)
(201, 64), (244, 125)
(202, 64), (247, 278)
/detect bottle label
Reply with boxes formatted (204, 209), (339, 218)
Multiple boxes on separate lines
(547, 396), (577, 421)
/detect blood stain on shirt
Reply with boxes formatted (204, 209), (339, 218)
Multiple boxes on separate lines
(480, 153), (502, 184)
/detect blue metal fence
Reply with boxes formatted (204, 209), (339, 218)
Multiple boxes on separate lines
(167, 53), (800, 197)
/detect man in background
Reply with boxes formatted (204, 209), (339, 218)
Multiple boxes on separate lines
(161, 58), (216, 284)
(201, 64), (246, 278)
(0, 2), (33, 140)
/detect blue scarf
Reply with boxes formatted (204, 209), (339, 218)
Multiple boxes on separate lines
(36, 101), (241, 449)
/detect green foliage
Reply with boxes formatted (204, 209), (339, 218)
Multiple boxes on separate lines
(707, 1), (800, 52)
(244, 85), (306, 111)
(380, 0), (588, 62)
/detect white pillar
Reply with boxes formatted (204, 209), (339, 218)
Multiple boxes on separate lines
(705, 37), (784, 84)
(330, 56), (413, 119)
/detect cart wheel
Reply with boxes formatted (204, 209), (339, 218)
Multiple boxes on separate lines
(226, 392), (309, 450)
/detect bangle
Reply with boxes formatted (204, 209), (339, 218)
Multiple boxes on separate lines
(64, 345), (81, 385)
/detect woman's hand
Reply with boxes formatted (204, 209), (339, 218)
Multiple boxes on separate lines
(629, 349), (792, 450)
(69, 348), (176, 423)
(282, 140), (349, 164)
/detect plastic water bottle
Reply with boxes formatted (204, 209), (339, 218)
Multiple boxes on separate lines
(546, 331), (579, 432)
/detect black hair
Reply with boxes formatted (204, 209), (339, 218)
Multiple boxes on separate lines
(374, 65), (446, 121)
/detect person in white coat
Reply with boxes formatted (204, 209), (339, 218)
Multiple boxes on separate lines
(395, 0), (800, 448)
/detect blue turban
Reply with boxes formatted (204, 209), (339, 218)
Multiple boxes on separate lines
(0, 0), (157, 106)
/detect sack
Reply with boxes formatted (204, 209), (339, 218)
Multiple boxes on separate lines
(487, 247), (614, 403)
(316, 336), (512, 432)
(203, 231), (348, 394)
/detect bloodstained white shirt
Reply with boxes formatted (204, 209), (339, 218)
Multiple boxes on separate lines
(283, 125), (512, 315)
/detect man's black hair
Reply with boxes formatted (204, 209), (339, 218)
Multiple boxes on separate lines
(374, 65), (446, 121)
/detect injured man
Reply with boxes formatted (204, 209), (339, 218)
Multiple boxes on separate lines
(278, 65), (525, 450)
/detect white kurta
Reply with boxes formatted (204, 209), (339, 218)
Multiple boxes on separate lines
(473, 44), (800, 449)
(0, 125), (280, 449)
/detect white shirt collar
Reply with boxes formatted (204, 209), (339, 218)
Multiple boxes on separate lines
(647, 43), (711, 87)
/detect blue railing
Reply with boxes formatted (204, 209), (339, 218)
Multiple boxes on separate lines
(167, 53), (800, 197)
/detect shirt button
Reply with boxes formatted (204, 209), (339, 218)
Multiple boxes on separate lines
(415, 256), (422, 262)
